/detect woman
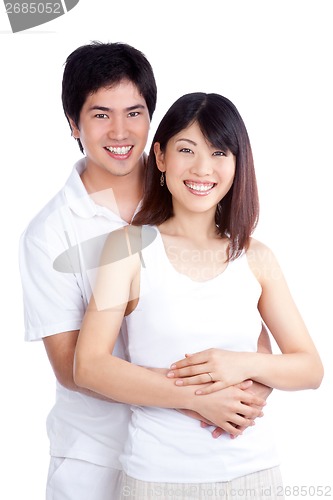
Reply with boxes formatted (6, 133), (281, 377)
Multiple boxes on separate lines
(75, 93), (323, 499)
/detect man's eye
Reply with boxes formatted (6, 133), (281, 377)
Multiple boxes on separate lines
(180, 148), (193, 154)
(95, 114), (108, 119)
(128, 111), (139, 117)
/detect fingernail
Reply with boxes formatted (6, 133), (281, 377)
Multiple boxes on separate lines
(175, 380), (184, 386)
(195, 390), (202, 395)
(166, 371), (175, 378)
(170, 364), (176, 369)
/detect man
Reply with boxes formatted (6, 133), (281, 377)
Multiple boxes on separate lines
(19, 41), (270, 500)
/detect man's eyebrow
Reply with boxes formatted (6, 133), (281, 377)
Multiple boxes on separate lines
(88, 104), (146, 112)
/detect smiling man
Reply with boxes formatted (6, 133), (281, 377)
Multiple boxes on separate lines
(19, 41), (157, 500)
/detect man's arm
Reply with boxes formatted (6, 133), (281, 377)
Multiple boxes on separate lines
(43, 330), (112, 401)
(43, 331), (78, 391)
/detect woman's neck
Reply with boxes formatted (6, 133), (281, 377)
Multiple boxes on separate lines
(159, 210), (218, 242)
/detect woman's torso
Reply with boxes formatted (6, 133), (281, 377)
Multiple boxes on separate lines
(122, 226), (280, 482)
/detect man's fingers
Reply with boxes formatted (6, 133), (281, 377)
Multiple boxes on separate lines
(211, 427), (225, 439)
(237, 380), (253, 390)
(241, 390), (266, 409)
(239, 402), (264, 420)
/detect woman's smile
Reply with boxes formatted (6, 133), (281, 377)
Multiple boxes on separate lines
(183, 180), (216, 195)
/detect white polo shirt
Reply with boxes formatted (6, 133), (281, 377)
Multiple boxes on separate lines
(19, 158), (132, 469)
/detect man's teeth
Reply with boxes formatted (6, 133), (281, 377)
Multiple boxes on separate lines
(185, 182), (215, 192)
(106, 146), (132, 155)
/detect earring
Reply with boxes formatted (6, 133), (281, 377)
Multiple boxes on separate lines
(160, 172), (165, 187)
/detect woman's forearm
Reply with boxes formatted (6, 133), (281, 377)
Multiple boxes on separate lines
(74, 353), (198, 409)
(247, 352), (323, 390)
(167, 348), (323, 394)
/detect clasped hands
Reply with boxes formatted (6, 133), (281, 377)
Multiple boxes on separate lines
(167, 348), (270, 439)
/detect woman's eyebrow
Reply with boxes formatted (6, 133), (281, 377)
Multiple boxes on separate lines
(176, 138), (197, 146)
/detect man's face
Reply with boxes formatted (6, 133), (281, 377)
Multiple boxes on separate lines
(70, 80), (150, 179)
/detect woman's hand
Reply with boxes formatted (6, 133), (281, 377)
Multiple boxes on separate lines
(191, 381), (265, 438)
(178, 379), (264, 439)
(167, 348), (254, 394)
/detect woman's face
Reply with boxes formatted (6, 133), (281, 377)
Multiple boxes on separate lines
(154, 121), (236, 216)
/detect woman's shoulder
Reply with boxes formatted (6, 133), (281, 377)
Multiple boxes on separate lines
(246, 237), (280, 283)
(247, 237), (273, 255)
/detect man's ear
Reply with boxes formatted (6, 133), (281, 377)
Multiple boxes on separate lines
(67, 116), (80, 139)
(154, 142), (166, 172)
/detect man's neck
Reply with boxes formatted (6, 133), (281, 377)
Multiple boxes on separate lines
(81, 161), (144, 223)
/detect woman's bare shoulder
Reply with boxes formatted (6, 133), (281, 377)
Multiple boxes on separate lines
(246, 237), (280, 283)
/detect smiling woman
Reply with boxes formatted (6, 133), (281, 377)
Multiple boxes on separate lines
(153, 121), (236, 218)
(135, 93), (259, 260)
(74, 92), (323, 499)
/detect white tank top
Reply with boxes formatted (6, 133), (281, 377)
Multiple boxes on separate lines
(121, 226), (280, 482)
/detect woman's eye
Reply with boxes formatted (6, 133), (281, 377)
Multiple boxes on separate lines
(180, 148), (193, 154)
(213, 151), (226, 156)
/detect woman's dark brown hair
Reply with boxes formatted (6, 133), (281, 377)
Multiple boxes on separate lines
(133, 92), (259, 260)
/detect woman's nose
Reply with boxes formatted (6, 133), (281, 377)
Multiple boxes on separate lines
(189, 156), (213, 176)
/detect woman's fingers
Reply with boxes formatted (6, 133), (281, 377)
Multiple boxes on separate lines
(170, 350), (214, 370)
(167, 363), (211, 382)
(194, 382), (227, 394)
(170, 373), (216, 387)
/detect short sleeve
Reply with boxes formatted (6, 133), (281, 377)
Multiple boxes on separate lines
(19, 225), (85, 342)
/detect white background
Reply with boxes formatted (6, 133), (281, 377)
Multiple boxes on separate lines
(1, 1), (332, 499)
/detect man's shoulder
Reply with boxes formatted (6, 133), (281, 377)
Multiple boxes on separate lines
(22, 160), (84, 241)
(22, 188), (68, 241)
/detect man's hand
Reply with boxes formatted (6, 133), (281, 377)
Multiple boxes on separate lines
(233, 380), (272, 435)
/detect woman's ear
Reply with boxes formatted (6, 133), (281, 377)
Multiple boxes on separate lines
(154, 142), (166, 172)
(67, 116), (80, 139)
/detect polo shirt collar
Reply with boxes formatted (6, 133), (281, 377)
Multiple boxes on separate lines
(64, 158), (101, 219)
(64, 158), (142, 223)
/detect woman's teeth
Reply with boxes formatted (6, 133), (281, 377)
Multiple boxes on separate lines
(184, 181), (215, 192)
